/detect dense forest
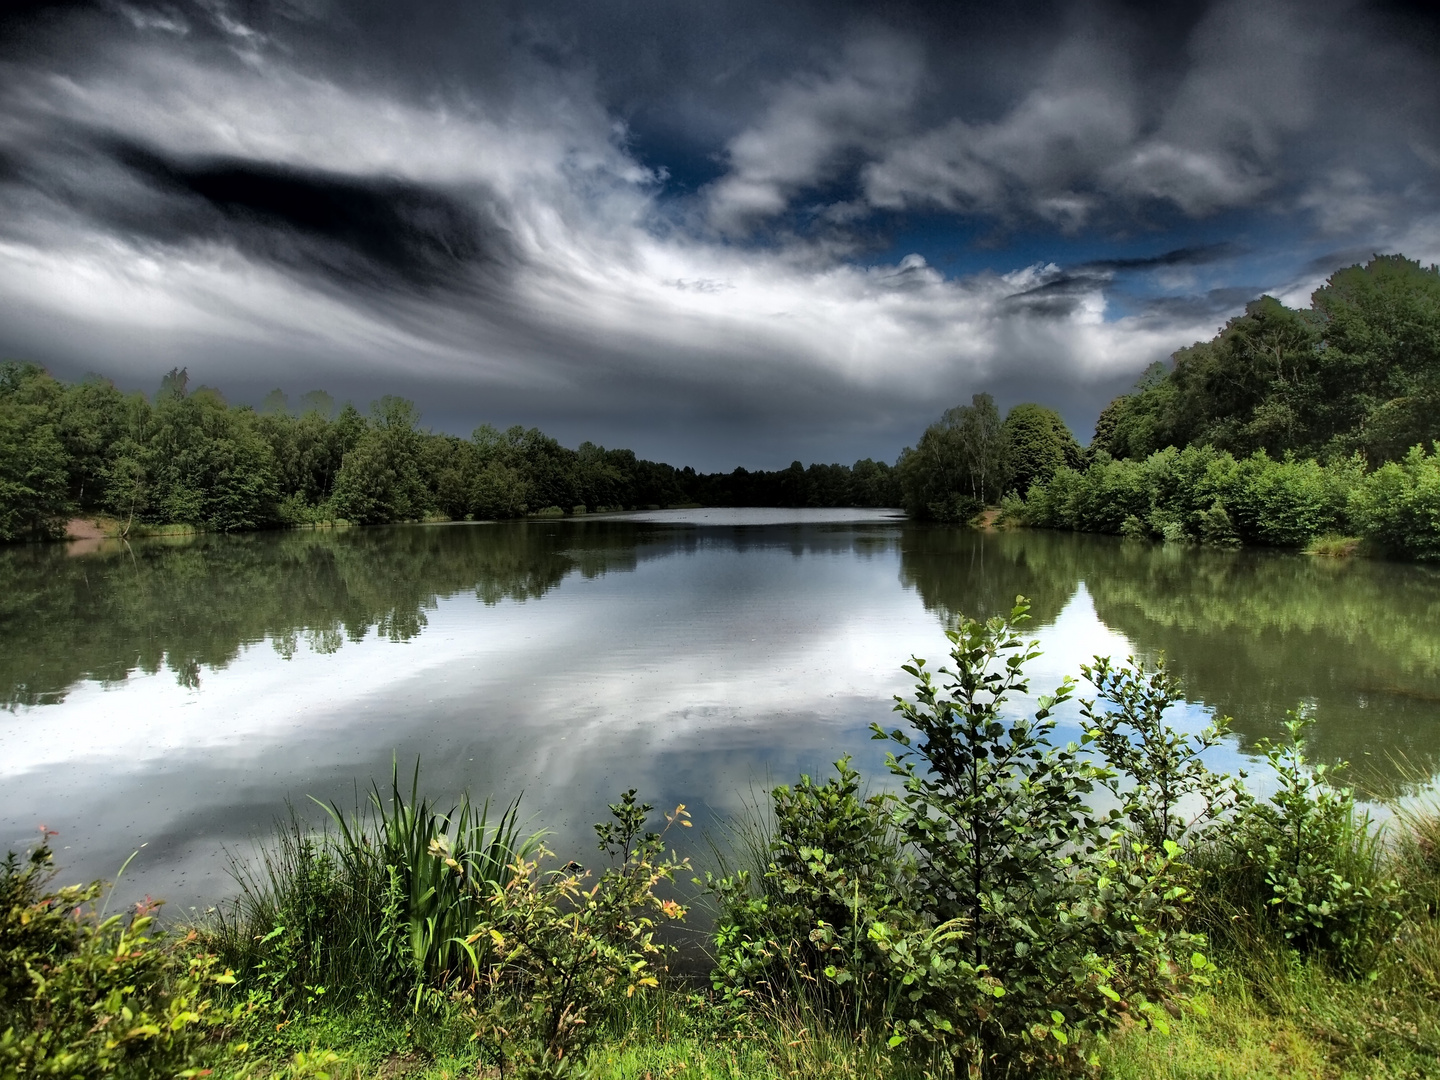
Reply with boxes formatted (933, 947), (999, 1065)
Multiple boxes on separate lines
(0, 365), (900, 541)
(897, 254), (1440, 557)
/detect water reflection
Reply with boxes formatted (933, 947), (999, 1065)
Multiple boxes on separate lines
(0, 522), (647, 708)
(1, 511), (1437, 911)
(898, 527), (1440, 781)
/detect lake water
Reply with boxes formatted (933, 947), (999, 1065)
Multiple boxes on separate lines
(4, 508), (1440, 913)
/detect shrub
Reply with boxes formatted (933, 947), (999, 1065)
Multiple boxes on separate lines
(1196, 500), (1240, 545)
(211, 760), (543, 1014)
(1, 842), (241, 1078)
(705, 757), (917, 1021)
(1350, 443), (1440, 559)
(1201, 713), (1405, 976)
(1080, 656), (1245, 848)
(994, 490), (1027, 527)
(713, 601), (1221, 1078)
(460, 792), (690, 1078)
(1020, 446), (1366, 549)
(873, 600), (1209, 1075)
(1227, 453), (1345, 546)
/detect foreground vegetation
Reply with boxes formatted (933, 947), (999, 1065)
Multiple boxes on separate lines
(5, 601), (1439, 1078)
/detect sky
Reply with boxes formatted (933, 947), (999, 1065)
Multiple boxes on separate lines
(2, 0), (1439, 470)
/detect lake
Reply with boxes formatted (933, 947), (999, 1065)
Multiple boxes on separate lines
(3, 508), (1439, 914)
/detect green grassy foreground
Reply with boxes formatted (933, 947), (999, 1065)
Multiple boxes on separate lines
(6, 794), (1438, 1080)
(219, 963), (1440, 1080)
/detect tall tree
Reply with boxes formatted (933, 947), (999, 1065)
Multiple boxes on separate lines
(0, 363), (71, 540)
(899, 394), (1007, 520)
(955, 393), (1005, 504)
(1091, 256), (1440, 465)
(1000, 403), (1084, 495)
(1312, 255), (1440, 462)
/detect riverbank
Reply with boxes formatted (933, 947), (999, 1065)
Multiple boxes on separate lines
(44, 505), (724, 549)
(1002, 442), (1440, 560)
(8, 785), (1437, 1080)
(6, 602), (1439, 1079)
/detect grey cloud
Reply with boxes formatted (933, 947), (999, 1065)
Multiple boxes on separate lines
(0, 0), (1437, 469)
(1076, 243), (1243, 273)
(1127, 286), (1263, 322)
(705, 33), (924, 233)
(859, 1), (1305, 223)
(861, 47), (1139, 226)
(995, 245), (1243, 318)
(106, 140), (513, 291)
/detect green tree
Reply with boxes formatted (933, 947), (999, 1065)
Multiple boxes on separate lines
(1000, 403), (1084, 495)
(1091, 256), (1440, 467)
(0, 363), (71, 540)
(1350, 442), (1440, 559)
(871, 600), (1206, 1073)
(331, 397), (429, 524)
(899, 394), (1005, 521)
(1312, 255), (1440, 462)
(146, 387), (279, 531)
(57, 375), (131, 512)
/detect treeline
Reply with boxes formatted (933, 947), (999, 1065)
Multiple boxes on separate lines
(685, 456), (899, 509)
(899, 254), (1440, 556)
(0, 364), (899, 541)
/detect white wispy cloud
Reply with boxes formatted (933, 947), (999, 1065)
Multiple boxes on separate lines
(0, 0), (1436, 464)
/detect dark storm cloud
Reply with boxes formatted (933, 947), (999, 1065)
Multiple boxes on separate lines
(1128, 287), (1265, 322)
(0, 0), (1438, 466)
(105, 140), (511, 291)
(1078, 244), (1244, 274)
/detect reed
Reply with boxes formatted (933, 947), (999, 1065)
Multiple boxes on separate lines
(205, 759), (544, 1011)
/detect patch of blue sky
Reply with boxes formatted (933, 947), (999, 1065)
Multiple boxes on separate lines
(870, 205), (1359, 323)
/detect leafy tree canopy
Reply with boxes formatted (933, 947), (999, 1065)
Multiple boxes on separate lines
(1094, 255), (1440, 464)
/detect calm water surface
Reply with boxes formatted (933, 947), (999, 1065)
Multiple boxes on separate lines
(3, 508), (1439, 911)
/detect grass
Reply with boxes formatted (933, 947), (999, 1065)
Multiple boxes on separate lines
(201, 968), (1440, 1079)
(1305, 533), (1363, 557)
(204, 760), (544, 1013)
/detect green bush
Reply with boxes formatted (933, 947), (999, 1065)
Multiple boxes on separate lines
(874, 601), (1209, 1075)
(1019, 446), (1368, 549)
(1223, 453), (1349, 547)
(460, 792), (691, 1078)
(1222, 714), (1404, 975)
(1, 843), (241, 1078)
(1080, 656), (1245, 847)
(211, 760), (542, 1014)
(1350, 443), (1440, 559)
(705, 757), (917, 1021)
(713, 601), (1213, 1077)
